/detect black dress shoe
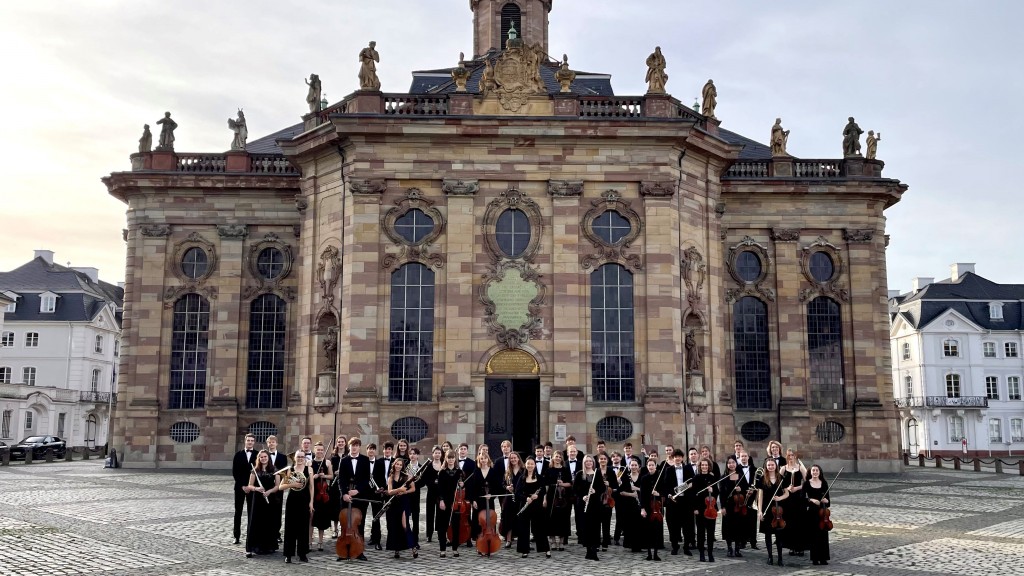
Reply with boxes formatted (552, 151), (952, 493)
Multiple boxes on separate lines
(375, 543), (383, 551)
(285, 557), (292, 563)
(653, 552), (661, 561)
(234, 538), (240, 545)
(245, 553), (253, 558)
(683, 548), (692, 557)
(357, 553), (368, 560)
(299, 556), (309, 562)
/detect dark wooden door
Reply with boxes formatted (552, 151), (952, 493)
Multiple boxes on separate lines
(485, 378), (540, 458)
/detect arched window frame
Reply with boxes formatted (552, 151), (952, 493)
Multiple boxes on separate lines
(581, 190), (643, 271)
(245, 294), (287, 409)
(381, 189), (447, 271)
(169, 294), (210, 409)
(387, 263), (436, 402)
(243, 232), (295, 302)
(482, 188), (543, 264)
(807, 296), (845, 410)
(733, 296), (771, 410)
(798, 236), (849, 302)
(590, 263), (636, 403)
(943, 338), (960, 358)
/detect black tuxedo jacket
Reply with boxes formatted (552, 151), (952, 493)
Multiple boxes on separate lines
(232, 449), (257, 487)
(267, 451), (288, 473)
(337, 454), (372, 496)
(372, 457), (395, 493)
(492, 455), (511, 480)
(456, 457), (477, 477)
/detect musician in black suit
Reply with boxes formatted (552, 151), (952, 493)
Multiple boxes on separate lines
(455, 443), (477, 476)
(736, 451), (759, 549)
(337, 437), (372, 560)
(369, 442), (394, 549)
(265, 435), (288, 541)
(232, 433), (257, 544)
(657, 448), (690, 555)
(492, 439), (512, 479)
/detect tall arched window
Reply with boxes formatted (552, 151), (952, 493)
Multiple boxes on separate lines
(501, 3), (522, 41)
(246, 294), (287, 409)
(169, 294), (210, 409)
(388, 263), (435, 402)
(85, 414), (98, 446)
(808, 296), (844, 409)
(591, 264), (635, 402)
(906, 418), (920, 456)
(734, 297), (771, 410)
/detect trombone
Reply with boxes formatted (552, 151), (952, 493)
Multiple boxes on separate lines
(744, 467), (764, 509)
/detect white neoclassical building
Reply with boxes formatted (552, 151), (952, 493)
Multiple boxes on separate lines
(0, 251), (123, 448)
(890, 263), (1024, 457)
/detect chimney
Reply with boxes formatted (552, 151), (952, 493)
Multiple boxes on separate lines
(950, 263), (976, 282)
(911, 277), (934, 292)
(888, 289), (901, 300)
(34, 250), (54, 265)
(72, 267), (100, 284)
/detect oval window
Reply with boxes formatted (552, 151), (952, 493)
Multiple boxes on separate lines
(496, 209), (530, 258)
(390, 416), (429, 443)
(816, 421), (846, 443)
(181, 247), (209, 280)
(809, 251), (835, 282)
(596, 416), (634, 443)
(740, 420), (771, 442)
(593, 210), (632, 245)
(169, 421), (201, 443)
(394, 208), (435, 244)
(248, 421), (278, 443)
(256, 248), (285, 280)
(735, 251), (762, 283)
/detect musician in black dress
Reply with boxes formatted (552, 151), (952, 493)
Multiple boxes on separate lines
(545, 451), (573, 551)
(384, 457), (417, 558)
(421, 446), (444, 543)
(615, 458), (644, 553)
(803, 464), (832, 566)
(436, 450), (467, 557)
(574, 454), (606, 561)
(699, 445), (722, 478)
(717, 455), (749, 557)
(596, 452), (619, 551)
(688, 458), (719, 562)
(407, 448), (424, 542)
(515, 456), (550, 557)
(781, 448), (808, 557)
(638, 457), (665, 561)
(756, 457), (791, 566)
(243, 449), (280, 557)
(500, 451), (524, 548)
(310, 442), (335, 551)
(329, 435), (347, 538)
(468, 452), (499, 542)
(281, 450), (314, 563)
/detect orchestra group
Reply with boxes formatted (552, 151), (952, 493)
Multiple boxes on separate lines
(232, 434), (836, 565)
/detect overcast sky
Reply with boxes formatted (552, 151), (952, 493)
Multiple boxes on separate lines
(1, 1), (1021, 292)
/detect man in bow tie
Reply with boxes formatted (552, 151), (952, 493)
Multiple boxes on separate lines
(232, 434), (257, 544)
(264, 435), (287, 542)
(493, 439), (512, 479)
(456, 443), (477, 476)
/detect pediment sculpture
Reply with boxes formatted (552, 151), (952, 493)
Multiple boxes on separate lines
(482, 41), (547, 112)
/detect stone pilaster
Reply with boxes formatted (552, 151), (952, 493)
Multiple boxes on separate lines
(549, 185), (586, 435)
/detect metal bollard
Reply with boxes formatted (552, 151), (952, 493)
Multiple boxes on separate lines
(1019, 461), (1023, 476)
(25, 450), (33, 464)
(995, 460), (1003, 474)
(903, 452), (910, 465)
(83, 448), (89, 461)
(1, 449), (8, 466)
(974, 458), (981, 472)
(65, 448), (73, 462)
(45, 448), (53, 463)
(918, 454), (925, 467)
(936, 457), (942, 468)
(954, 457), (961, 470)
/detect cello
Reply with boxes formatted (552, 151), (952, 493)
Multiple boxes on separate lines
(447, 474), (472, 545)
(476, 487), (502, 556)
(335, 482), (364, 560)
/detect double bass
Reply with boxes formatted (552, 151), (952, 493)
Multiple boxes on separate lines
(476, 487), (502, 556)
(447, 474), (472, 545)
(335, 482), (364, 560)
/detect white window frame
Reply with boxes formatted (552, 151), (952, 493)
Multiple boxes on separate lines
(983, 342), (996, 358)
(990, 302), (1004, 320)
(40, 295), (56, 313)
(91, 369), (101, 392)
(945, 373), (961, 398)
(23, 367), (36, 386)
(1006, 342), (1019, 358)
(986, 376), (1000, 400)
(4, 300), (15, 313)
(94, 335), (103, 353)
(1009, 376), (1022, 401)
(0, 410), (11, 439)
(25, 332), (39, 347)
(24, 411), (33, 430)
(943, 339), (959, 357)
(902, 342), (911, 360)
(0, 332), (13, 347)
(948, 415), (965, 442)
(56, 413), (66, 438)
(1012, 418), (1024, 442)
(904, 374), (913, 397)
(0, 367), (10, 384)
(989, 418), (1003, 443)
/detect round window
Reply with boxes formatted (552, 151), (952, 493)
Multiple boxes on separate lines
(816, 421), (846, 443)
(496, 209), (531, 258)
(248, 421), (278, 443)
(740, 421), (771, 442)
(181, 247), (209, 279)
(593, 210), (632, 246)
(809, 251), (835, 282)
(256, 248), (285, 280)
(394, 209), (435, 244)
(596, 416), (633, 443)
(390, 416), (429, 443)
(169, 421), (200, 443)
(735, 251), (762, 283)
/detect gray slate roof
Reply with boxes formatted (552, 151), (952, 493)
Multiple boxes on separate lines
(0, 258), (124, 325)
(247, 123), (304, 155)
(892, 272), (1024, 330)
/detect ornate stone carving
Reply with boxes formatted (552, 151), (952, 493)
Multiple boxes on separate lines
(482, 187), (544, 263)
(843, 228), (874, 243)
(866, 130), (881, 160)
(242, 233), (296, 301)
(228, 110), (247, 151)
(555, 54), (576, 93)
(685, 330), (703, 373)
(681, 247), (706, 306)
(138, 124), (152, 153)
(322, 327), (338, 372)
(645, 47), (668, 94)
(293, 225), (301, 238)
(547, 179), (583, 197)
(380, 188), (447, 271)
(156, 112), (177, 152)
(358, 41), (381, 91)
(140, 224), (171, 237)
(350, 178), (387, 195)
(772, 228), (801, 242)
(163, 284), (218, 306)
(317, 245), (341, 312)
(771, 118), (790, 157)
(451, 52), (471, 92)
(217, 224), (248, 239)
(486, 39), (547, 111)
(714, 202), (726, 219)
(843, 117), (863, 157)
(295, 195), (309, 213)
(725, 284), (776, 303)
(163, 231), (219, 307)
(725, 236), (774, 303)
(441, 178), (479, 196)
(581, 190), (643, 271)
(480, 259), (546, 349)
(799, 236), (849, 302)
(305, 73), (322, 113)
(701, 79), (717, 119)
(639, 181), (675, 198)
(122, 228), (129, 242)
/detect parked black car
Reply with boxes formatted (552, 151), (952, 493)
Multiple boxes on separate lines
(9, 436), (66, 460)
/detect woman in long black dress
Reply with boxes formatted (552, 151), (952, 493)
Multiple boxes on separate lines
(310, 442), (335, 551)
(717, 455), (748, 558)
(329, 435), (347, 538)
(515, 456), (550, 557)
(688, 458), (719, 563)
(244, 449), (280, 557)
(803, 464), (832, 566)
(281, 450), (314, 563)
(500, 451), (524, 548)
(436, 450), (467, 557)
(421, 446), (444, 543)
(574, 454), (606, 561)
(638, 457), (665, 561)
(596, 453), (619, 551)
(756, 457), (790, 566)
(545, 451), (573, 551)
(384, 457), (418, 558)
(615, 458), (644, 553)
(781, 448), (808, 557)
(468, 451), (498, 543)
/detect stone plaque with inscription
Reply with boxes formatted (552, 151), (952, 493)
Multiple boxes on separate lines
(486, 268), (538, 330)
(486, 349), (540, 375)
(480, 259), (546, 349)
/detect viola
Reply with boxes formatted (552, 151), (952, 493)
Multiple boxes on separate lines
(650, 494), (664, 522)
(818, 503), (833, 531)
(476, 488), (501, 556)
(601, 486), (615, 509)
(335, 482), (365, 560)
(703, 494), (718, 520)
(770, 499), (786, 530)
(314, 461), (330, 504)
(732, 491), (747, 515)
(447, 478), (472, 545)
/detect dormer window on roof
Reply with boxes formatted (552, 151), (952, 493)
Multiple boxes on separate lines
(989, 302), (1004, 321)
(2, 291), (16, 313)
(40, 292), (58, 314)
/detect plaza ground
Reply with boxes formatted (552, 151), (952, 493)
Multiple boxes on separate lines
(1, 460), (1023, 576)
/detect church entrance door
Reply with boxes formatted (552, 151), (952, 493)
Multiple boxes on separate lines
(484, 378), (540, 458)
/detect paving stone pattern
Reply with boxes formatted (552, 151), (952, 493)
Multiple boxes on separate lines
(0, 462), (1023, 576)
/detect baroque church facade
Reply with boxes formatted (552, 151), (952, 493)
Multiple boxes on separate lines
(104, 0), (907, 470)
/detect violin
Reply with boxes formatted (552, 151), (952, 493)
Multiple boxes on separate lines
(732, 490), (747, 516)
(476, 487), (501, 556)
(703, 494), (718, 520)
(314, 461), (330, 504)
(447, 476), (472, 545)
(818, 504), (833, 531)
(335, 482), (364, 560)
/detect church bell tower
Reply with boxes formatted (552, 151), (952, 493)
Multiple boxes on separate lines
(471, 0), (551, 57)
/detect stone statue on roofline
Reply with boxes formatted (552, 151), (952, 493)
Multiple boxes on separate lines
(701, 79), (717, 119)
(771, 117), (790, 157)
(556, 54), (576, 93)
(155, 112), (177, 152)
(138, 124), (152, 153)
(358, 41), (381, 91)
(479, 58), (496, 95)
(305, 73), (322, 113)
(452, 52), (471, 92)
(228, 110), (247, 151)
(866, 130), (882, 160)
(645, 46), (668, 94)
(843, 116), (863, 157)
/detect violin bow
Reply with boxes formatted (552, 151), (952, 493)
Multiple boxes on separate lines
(249, 462), (270, 504)
(819, 466), (844, 502)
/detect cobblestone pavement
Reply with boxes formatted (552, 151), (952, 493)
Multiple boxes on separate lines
(1, 462), (1023, 576)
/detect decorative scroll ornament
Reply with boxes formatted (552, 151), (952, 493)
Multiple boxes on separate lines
(843, 228), (874, 243)
(295, 195), (309, 214)
(441, 179), (479, 196)
(639, 181), (675, 198)
(547, 179), (584, 197)
(681, 247), (706, 306)
(163, 232), (218, 307)
(350, 178), (387, 195)
(242, 233), (296, 301)
(486, 39), (547, 112)
(140, 224), (171, 237)
(725, 236), (775, 303)
(482, 187), (543, 263)
(380, 188), (446, 271)
(771, 228), (801, 242)
(317, 245), (341, 314)
(217, 224), (248, 239)
(581, 189), (643, 271)
(480, 259), (546, 349)
(799, 236), (849, 302)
